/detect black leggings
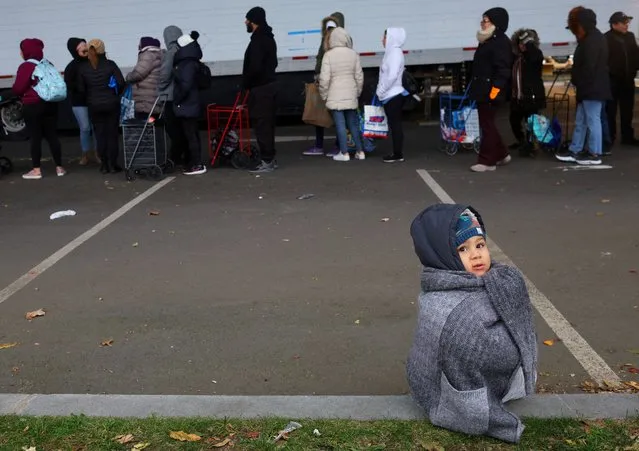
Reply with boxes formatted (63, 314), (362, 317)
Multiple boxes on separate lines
(383, 95), (405, 157)
(22, 102), (62, 168)
(91, 108), (120, 168)
(176, 117), (202, 167)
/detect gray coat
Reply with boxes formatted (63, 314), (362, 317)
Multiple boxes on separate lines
(159, 25), (183, 101)
(126, 46), (163, 114)
(407, 204), (538, 444)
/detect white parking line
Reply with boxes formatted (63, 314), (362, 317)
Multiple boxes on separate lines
(0, 177), (176, 305)
(416, 169), (621, 385)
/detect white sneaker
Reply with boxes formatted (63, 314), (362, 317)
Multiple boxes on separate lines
(355, 151), (366, 160)
(333, 152), (350, 162)
(22, 169), (42, 180)
(496, 155), (512, 166)
(470, 164), (496, 172)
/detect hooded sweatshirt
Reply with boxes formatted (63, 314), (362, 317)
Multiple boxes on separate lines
(376, 28), (407, 102)
(569, 9), (611, 102)
(315, 12), (345, 74)
(64, 38), (88, 106)
(406, 203), (538, 444)
(318, 27), (363, 110)
(242, 22), (278, 90)
(126, 38), (163, 114)
(12, 38), (45, 105)
(159, 25), (183, 101)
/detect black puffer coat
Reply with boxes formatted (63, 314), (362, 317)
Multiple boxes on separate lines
(78, 55), (125, 114)
(469, 7), (513, 104)
(510, 29), (546, 112)
(172, 40), (202, 118)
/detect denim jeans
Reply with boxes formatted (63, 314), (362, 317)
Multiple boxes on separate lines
(72, 106), (96, 153)
(569, 100), (604, 156)
(331, 109), (362, 153)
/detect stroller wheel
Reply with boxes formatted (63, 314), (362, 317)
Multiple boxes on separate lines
(473, 138), (480, 154)
(247, 144), (261, 166)
(0, 156), (13, 174)
(443, 141), (458, 156)
(231, 150), (250, 169)
(148, 165), (164, 181)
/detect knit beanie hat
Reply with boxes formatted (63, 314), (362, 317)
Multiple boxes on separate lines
(246, 6), (267, 26)
(88, 39), (105, 54)
(455, 209), (486, 247)
(177, 31), (199, 48)
(139, 36), (161, 49)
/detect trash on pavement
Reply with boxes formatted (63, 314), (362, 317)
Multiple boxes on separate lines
(297, 193), (315, 200)
(49, 210), (76, 220)
(25, 309), (45, 320)
(272, 421), (302, 443)
(313, 429), (321, 436)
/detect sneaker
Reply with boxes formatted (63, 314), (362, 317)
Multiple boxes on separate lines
(56, 167), (67, 177)
(354, 151), (366, 160)
(496, 154), (512, 166)
(183, 164), (207, 175)
(333, 152), (350, 162)
(325, 149), (339, 158)
(303, 146), (324, 156)
(249, 160), (277, 174)
(383, 154), (404, 163)
(79, 155), (89, 166)
(575, 152), (602, 166)
(555, 150), (579, 163)
(470, 164), (497, 172)
(22, 169), (42, 180)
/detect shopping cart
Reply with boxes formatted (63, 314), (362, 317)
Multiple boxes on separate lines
(207, 92), (260, 169)
(439, 83), (481, 156)
(122, 95), (172, 181)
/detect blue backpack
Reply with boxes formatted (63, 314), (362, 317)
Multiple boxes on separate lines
(26, 58), (67, 102)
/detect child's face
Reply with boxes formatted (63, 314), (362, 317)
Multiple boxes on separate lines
(457, 236), (491, 276)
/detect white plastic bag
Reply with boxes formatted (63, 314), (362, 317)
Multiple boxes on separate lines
(362, 104), (388, 139)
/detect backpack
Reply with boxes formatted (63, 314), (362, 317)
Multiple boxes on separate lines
(402, 69), (419, 96)
(26, 58), (67, 102)
(196, 62), (212, 90)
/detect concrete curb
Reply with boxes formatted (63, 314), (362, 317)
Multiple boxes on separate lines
(0, 394), (638, 420)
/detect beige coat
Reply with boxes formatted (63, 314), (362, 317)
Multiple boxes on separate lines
(319, 28), (363, 110)
(126, 46), (163, 114)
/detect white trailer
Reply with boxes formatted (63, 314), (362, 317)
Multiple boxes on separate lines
(0, 0), (636, 134)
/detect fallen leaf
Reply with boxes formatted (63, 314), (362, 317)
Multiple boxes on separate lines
(211, 437), (232, 447)
(0, 343), (18, 350)
(565, 439), (577, 446)
(245, 431), (260, 439)
(114, 434), (134, 444)
(25, 309), (45, 320)
(100, 339), (114, 347)
(628, 368), (639, 374)
(22, 447), (36, 451)
(132, 443), (150, 450)
(418, 441), (445, 451)
(630, 269), (638, 274)
(149, 210), (160, 216)
(595, 212), (605, 217)
(23, 425), (29, 432)
(169, 431), (201, 442)
(543, 339), (555, 346)
(625, 381), (639, 391)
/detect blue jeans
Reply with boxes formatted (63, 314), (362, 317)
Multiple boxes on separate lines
(331, 109), (362, 153)
(72, 106), (96, 153)
(569, 100), (604, 155)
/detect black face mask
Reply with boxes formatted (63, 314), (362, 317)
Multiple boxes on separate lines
(246, 22), (254, 33)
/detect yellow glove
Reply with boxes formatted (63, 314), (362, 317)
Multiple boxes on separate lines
(489, 87), (501, 100)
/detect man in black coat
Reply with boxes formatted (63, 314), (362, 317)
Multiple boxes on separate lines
(556, 8), (611, 166)
(243, 6), (279, 173)
(605, 11), (639, 146)
(509, 28), (545, 156)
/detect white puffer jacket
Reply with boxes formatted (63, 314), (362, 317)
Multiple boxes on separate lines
(319, 28), (364, 110)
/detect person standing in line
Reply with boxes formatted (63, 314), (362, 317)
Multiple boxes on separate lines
(319, 27), (364, 161)
(78, 39), (125, 174)
(172, 31), (207, 176)
(303, 11), (344, 157)
(159, 25), (188, 167)
(126, 36), (163, 119)
(605, 11), (639, 146)
(65, 37), (98, 166)
(468, 7), (513, 172)
(508, 29), (545, 157)
(556, 7), (611, 166)
(243, 6), (279, 174)
(12, 38), (66, 180)
(376, 27), (409, 163)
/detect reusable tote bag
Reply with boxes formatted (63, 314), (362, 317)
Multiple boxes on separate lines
(119, 85), (135, 125)
(362, 96), (388, 139)
(302, 83), (333, 128)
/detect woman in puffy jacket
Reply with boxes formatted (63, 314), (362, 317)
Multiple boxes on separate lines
(468, 7), (514, 172)
(126, 37), (163, 118)
(78, 39), (125, 174)
(319, 27), (364, 162)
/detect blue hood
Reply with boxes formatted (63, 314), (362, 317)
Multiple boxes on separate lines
(410, 203), (486, 271)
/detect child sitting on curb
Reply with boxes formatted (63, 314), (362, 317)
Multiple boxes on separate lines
(406, 203), (538, 443)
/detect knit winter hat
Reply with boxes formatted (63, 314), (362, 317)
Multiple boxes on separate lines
(88, 39), (105, 55)
(483, 7), (509, 33)
(246, 6), (267, 26)
(177, 31), (199, 48)
(139, 36), (161, 49)
(455, 209), (486, 247)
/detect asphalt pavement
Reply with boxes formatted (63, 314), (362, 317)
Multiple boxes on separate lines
(0, 117), (637, 397)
